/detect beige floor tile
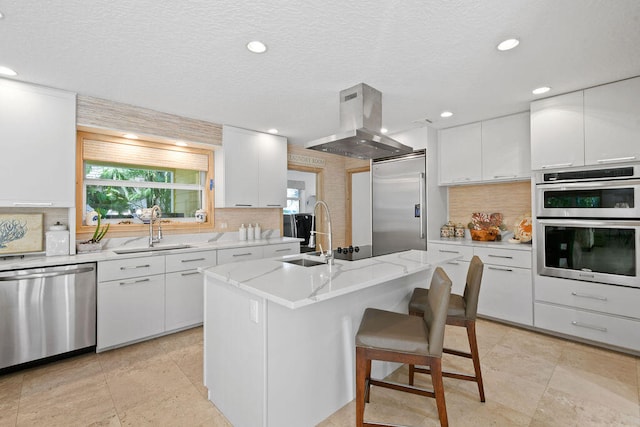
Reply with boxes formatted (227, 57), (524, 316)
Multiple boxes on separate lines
(167, 344), (208, 398)
(496, 327), (565, 364)
(98, 339), (169, 378)
(0, 372), (23, 427)
(558, 341), (638, 387)
(474, 319), (511, 356)
(20, 353), (103, 397)
(16, 373), (117, 427)
(531, 387), (640, 426)
(158, 326), (203, 354)
(483, 342), (557, 387)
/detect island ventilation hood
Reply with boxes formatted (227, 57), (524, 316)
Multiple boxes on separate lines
(305, 83), (414, 160)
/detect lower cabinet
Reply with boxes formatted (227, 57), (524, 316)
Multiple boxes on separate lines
(97, 268), (165, 350)
(217, 246), (264, 264)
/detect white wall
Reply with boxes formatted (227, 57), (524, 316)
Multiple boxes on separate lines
(351, 171), (371, 246)
(393, 126), (447, 242)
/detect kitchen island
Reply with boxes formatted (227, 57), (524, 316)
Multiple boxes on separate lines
(200, 249), (460, 427)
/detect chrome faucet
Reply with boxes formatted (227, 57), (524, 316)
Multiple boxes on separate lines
(309, 200), (333, 265)
(149, 205), (163, 247)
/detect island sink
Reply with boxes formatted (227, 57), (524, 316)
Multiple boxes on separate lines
(113, 244), (192, 254)
(281, 258), (327, 267)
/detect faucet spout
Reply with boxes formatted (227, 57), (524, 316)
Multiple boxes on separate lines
(309, 200), (333, 264)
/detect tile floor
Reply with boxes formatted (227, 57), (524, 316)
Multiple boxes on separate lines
(0, 319), (638, 426)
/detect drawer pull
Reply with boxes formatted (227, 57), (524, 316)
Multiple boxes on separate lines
(488, 254), (513, 259)
(13, 202), (54, 207)
(233, 253), (253, 257)
(235, 204), (253, 207)
(120, 264), (151, 270)
(275, 248), (291, 252)
(541, 162), (573, 169)
(181, 258), (206, 263)
(579, 273), (595, 279)
(571, 321), (607, 333)
(570, 292), (607, 302)
(267, 204), (283, 207)
(596, 156), (636, 164)
(119, 278), (151, 286)
(488, 266), (513, 272)
(181, 271), (201, 277)
(446, 261), (460, 265)
(438, 249), (460, 254)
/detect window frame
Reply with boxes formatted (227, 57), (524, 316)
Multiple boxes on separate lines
(75, 130), (215, 240)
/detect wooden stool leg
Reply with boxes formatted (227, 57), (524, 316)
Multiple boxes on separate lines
(430, 358), (449, 427)
(408, 363), (415, 385)
(365, 359), (372, 403)
(356, 347), (367, 427)
(466, 320), (485, 402)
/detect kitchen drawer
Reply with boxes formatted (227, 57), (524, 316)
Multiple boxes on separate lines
(428, 243), (473, 261)
(535, 275), (640, 320)
(535, 302), (640, 352)
(477, 265), (533, 326)
(166, 250), (217, 273)
(474, 246), (531, 269)
(217, 246), (264, 265)
(263, 243), (300, 259)
(98, 256), (165, 282)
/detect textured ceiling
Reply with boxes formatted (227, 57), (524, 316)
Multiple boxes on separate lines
(1, 0), (640, 144)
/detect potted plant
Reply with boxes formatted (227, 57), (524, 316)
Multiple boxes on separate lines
(77, 214), (110, 253)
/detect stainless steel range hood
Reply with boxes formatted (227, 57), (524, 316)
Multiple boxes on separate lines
(305, 83), (414, 160)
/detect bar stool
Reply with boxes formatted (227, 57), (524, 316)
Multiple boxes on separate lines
(355, 267), (452, 427)
(408, 255), (485, 402)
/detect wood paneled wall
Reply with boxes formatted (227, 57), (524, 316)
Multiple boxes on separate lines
(448, 181), (532, 232)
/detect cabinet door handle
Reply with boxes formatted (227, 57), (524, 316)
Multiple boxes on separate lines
(233, 253), (253, 257)
(488, 254), (513, 259)
(235, 204), (253, 207)
(12, 202), (54, 207)
(492, 175), (518, 179)
(488, 266), (513, 272)
(181, 271), (201, 277)
(541, 162), (573, 169)
(596, 156), (636, 164)
(579, 273), (595, 279)
(119, 278), (151, 286)
(571, 292), (607, 301)
(571, 321), (607, 333)
(120, 264), (151, 270)
(446, 261), (460, 265)
(452, 177), (471, 182)
(438, 249), (460, 254)
(267, 204), (282, 207)
(181, 258), (206, 263)
(275, 248), (291, 252)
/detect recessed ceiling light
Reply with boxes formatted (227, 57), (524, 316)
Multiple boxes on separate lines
(0, 11), (5, 19)
(380, 127), (388, 134)
(176, 141), (188, 147)
(440, 111), (453, 118)
(267, 128), (278, 134)
(0, 65), (17, 76)
(247, 41), (267, 54)
(497, 38), (520, 51)
(532, 86), (551, 95)
(123, 133), (138, 139)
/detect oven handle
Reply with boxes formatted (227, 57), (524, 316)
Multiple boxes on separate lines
(536, 178), (640, 189)
(536, 218), (640, 228)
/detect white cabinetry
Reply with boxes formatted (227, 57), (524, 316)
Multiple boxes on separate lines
(165, 250), (217, 331)
(481, 112), (531, 181)
(97, 256), (165, 351)
(0, 78), (76, 207)
(530, 91), (584, 170)
(439, 113), (530, 185)
(427, 243), (473, 295)
(534, 275), (640, 352)
(531, 76), (640, 170)
(262, 242), (300, 258)
(215, 126), (287, 208)
(217, 246), (264, 264)
(438, 123), (482, 185)
(584, 77), (640, 165)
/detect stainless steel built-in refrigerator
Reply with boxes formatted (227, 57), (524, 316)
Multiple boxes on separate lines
(372, 150), (427, 256)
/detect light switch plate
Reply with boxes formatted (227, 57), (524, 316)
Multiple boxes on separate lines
(250, 299), (259, 323)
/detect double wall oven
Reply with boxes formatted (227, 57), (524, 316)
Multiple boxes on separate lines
(535, 165), (640, 288)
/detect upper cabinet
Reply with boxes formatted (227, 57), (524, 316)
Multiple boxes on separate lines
(531, 76), (640, 170)
(215, 126), (287, 208)
(0, 79), (76, 207)
(438, 112), (530, 186)
(584, 77), (640, 165)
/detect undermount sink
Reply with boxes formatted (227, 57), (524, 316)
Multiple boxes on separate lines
(113, 244), (192, 254)
(281, 258), (327, 267)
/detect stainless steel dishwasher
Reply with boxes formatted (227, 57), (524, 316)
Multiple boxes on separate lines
(0, 263), (96, 370)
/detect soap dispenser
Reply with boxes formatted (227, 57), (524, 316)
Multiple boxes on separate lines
(254, 223), (261, 240)
(247, 223), (255, 240)
(239, 224), (247, 241)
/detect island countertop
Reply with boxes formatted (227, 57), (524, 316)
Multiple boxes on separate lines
(200, 249), (461, 309)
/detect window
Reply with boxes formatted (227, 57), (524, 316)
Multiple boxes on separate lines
(285, 188), (300, 214)
(76, 131), (214, 237)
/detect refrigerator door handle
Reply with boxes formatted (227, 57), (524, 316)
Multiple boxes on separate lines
(419, 172), (425, 239)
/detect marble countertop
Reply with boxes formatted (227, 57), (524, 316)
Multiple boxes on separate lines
(0, 234), (302, 272)
(200, 249), (461, 310)
(429, 237), (533, 251)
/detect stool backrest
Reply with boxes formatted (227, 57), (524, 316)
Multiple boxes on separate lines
(463, 256), (484, 319)
(424, 267), (452, 356)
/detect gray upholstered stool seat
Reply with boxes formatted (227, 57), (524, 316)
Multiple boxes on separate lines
(408, 255), (486, 402)
(355, 267), (453, 427)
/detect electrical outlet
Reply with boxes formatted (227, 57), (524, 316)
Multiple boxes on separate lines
(250, 299), (259, 323)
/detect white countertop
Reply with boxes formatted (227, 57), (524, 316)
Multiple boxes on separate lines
(0, 235), (302, 272)
(429, 237), (533, 251)
(200, 249), (461, 309)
